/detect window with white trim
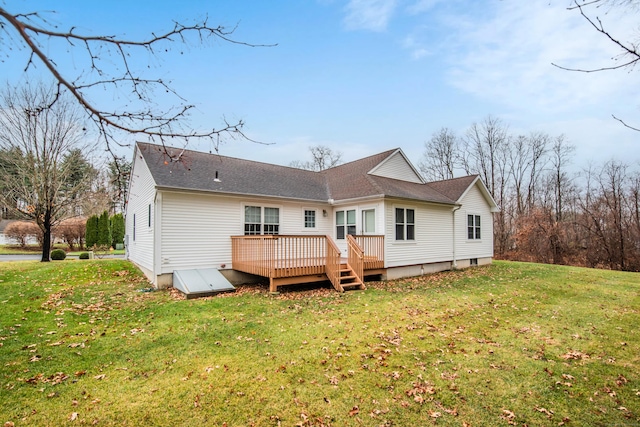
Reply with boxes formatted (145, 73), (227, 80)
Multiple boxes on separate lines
(336, 209), (356, 240)
(244, 206), (280, 235)
(395, 208), (415, 241)
(304, 210), (316, 228)
(468, 214), (481, 240)
(263, 207), (280, 235)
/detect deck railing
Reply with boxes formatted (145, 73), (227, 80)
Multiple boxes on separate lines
(346, 235), (364, 284)
(231, 235), (327, 278)
(231, 234), (384, 286)
(352, 235), (385, 269)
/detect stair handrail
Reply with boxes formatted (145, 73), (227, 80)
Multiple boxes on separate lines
(346, 234), (364, 285)
(325, 236), (343, 292)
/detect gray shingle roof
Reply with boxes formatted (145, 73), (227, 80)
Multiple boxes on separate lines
(426, 175), (479, 202)
(137, 142), (475, 206)
(137, 143), (328, 201)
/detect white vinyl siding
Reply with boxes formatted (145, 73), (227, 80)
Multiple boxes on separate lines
(369, 151), (423, 183)
(385, 201), (453, 267)
(160, 192), (240, 273)
(455, 183), (494, 260)
(125, 151), (156, 272)
(159, 193), (332, 274)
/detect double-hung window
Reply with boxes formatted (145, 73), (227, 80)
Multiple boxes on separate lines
(244, 206), (280, 235)
(468, 214), (481, 240)
(395, 208), (415, 241)
(263, 207), (280, 235)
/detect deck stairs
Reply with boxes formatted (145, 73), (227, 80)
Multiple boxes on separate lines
(337, 262), (365, 291)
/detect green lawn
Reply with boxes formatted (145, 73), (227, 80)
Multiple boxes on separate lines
(0, 260), (638, 426)
(0, 245), (125, 256)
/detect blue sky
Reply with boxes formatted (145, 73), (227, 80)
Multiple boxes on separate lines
(4, 0), (639, 170)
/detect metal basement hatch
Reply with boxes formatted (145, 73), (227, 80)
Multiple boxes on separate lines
(173, 268), (236, 299)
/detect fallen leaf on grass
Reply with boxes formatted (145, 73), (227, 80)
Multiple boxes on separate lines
(349, 406), (359, 416)
(534, 406), (554, 418)
(560, 351), (589, 360)
(69, 412), (78, 421)
(501, 409), (516, 425)
(429, 410), (442, 418)
(93, 374), (105, 380)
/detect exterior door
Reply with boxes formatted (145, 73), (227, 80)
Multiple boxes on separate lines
(362, 209), (375, 235)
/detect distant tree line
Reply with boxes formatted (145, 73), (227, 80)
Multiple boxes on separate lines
(420, 116), (640, 272)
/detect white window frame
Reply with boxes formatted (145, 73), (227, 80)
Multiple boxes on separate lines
(467, 213), (481, 241)
(335, 209), (356, 240)
(303, 209), (317, 229)
(243, 204), (281, 236)
(394, 206), (415, 241)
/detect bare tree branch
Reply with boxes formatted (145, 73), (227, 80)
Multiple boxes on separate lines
(612, 114), (640, 131)
(0, 6), (276, 159)
(552, 1), (640, 73)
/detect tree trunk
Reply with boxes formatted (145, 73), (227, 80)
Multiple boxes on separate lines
(41, 209), (52, 262)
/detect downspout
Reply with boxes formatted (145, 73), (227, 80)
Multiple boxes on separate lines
(153, 191), (162, 287)
(452, 205), (462, 269)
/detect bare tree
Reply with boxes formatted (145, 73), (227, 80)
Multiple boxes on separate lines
(548, 135), (576, 221)
(0, 6), (271, 158)
(0, 82), (91, 261)
(290, 145), (343, 171)
(418, 127), (458, 181)
(107, 156), (132, 214)
(461, 115), (512, 256)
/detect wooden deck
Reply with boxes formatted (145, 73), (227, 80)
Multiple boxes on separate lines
(231, 235), (384, 292)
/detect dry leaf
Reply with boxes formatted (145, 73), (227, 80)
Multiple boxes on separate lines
(93, 374), (106, 380)
(349, 406), (359, 416)
(69, 412), (78, 421)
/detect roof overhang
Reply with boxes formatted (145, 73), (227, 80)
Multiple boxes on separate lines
(155, 185), (329, 204)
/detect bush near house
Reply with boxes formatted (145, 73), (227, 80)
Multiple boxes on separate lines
(79, 252), (90, 259)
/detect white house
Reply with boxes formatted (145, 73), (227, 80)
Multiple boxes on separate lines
(125, 142), (498, 294)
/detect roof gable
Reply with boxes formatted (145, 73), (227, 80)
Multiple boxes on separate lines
(368, 149), (425, 184)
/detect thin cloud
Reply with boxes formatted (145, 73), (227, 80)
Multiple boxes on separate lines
(443, 1), (639, 113)
(343, 0), (398, 32)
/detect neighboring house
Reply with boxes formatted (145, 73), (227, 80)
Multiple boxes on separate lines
(125, 142), (498, 293)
